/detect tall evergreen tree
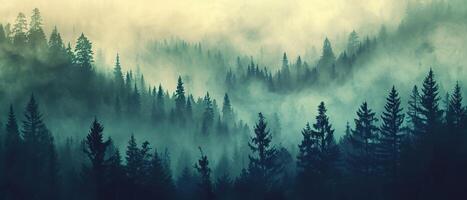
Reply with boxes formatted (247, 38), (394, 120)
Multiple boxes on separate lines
(420, 69), (442, 134)
(195, 148), (215, 200)
(348, 102), (379, 176)
(0, 24), (6, 45)
(28, 8), (47, 49)
(83, 118), (109, 200)
(149, 149), (175, 199)
(12, 12), (28, 48)
(21, 95), (58, 199)
(2, 105), (23, 200)
(317, 38), (336, 69)
(407, 85), (423, 136)
(48, 26), (64, 55)
(175, 76), (186, 121)
(312, 102), (339, 170)
(346, 30), (360, 55)
(75, 33), (94, 70)
(378, 86), (405, 180)
(247, 113), (280, 192)
(296, 122), (319, 194)
(446, 82), (465, 131)
(201, 92), (214, 135)
(222, 93), (234, 124)
(113, 54), (124, 89)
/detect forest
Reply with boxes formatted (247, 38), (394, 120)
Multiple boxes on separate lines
(1, 1), (467, 200)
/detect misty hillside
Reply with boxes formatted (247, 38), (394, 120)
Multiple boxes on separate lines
(1, 0), (467, 199)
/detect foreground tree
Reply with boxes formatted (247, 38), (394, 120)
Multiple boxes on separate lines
(83, 118), (109, 200)
(195, 148), (215, 200)
(22, 95), (58, 199)
(377, 87), (405, 183)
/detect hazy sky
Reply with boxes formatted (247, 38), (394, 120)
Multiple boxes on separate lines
(1, 0), (406, 57)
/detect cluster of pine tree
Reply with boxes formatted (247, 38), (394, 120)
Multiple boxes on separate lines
(2, 6), (467, 200)
(1, 69), (467, 199)
(225, 31), (378, 93)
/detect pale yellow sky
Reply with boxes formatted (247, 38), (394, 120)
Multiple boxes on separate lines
(1, 0), (406, 57)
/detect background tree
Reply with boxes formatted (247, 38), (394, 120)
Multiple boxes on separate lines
(75, 33), (94, 70)
(201, 92), (214, 135)
(28, 8), (47, 50)
(12, 12), (28, 48)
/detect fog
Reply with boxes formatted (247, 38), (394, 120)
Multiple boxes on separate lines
(1, 0), (405, 62)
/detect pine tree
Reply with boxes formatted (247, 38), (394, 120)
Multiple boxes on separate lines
(75, 33), (94, 70)
(0, 24), (6, 44)
(222, 93), (234, 123)
(346, 30), (360, 56)
(348, 102), (379, 176)
(65, 42), (75, 63)
(296, 122), (319, 178)
(113, 54), (124, 89)
(103, 141), (126, 199)
(175, 76), (186, 121)
(312, 102), (339, 172)
(378, 86), (405, 180)
(420, 69), (442, 134)
(317, 38), (336, 68)
(195, 148), (215, 200)
(12, 12), (28, 48)
(83, 118), (109, 200)
(407, 85), (423, 136)
(48, 26), (64, 55)
(186, 97), (193, 120)
(248, 113), (280, 189)
(177, 166), (198, 200)
(28, 8), (47, 49)
(149, 149), (175, 199)
(21, 95), (58, 199)
(281, 52), (291, 87)
(128, 84), (141, 116)
(3, 105), (23, 200)
(446, 82), (465, 131)
(201, 92), (214, 135)
(151, 84), (166, 123)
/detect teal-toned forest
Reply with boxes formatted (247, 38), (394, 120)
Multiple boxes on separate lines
(1, 1), (467, 199)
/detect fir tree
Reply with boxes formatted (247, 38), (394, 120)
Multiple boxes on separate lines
(75, 33), (94, 70)
(201, 92), (214, 135)
(420, 69), (442, 134)
(113, 54), (124, 89)
(348, 102), (379, 176)
(28, 8), (47, 49)
(3, 105), (23, 200)
(446, 82), (465, 130)
(407, 85), (423, 136)
(222, 93), (234, 123)
(149, 149), (175, 199)
(12, 12), (28, 48)
(378, 86), (405, 180)
(248, 113), (280, 191)
(83, 118), (109, 200)
(21, 95), (58, 199)
(346, 30), (360, 55)
(195, 148), (215, 200)
(175, 76), (186, 121)
(48, 26), (64, 55)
